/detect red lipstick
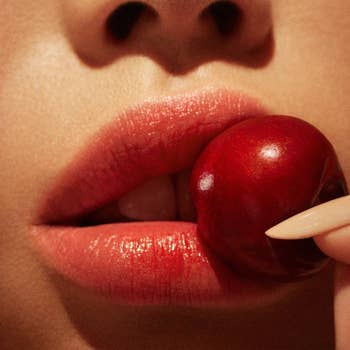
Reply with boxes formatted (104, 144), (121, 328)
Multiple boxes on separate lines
(30, 88), (288, 306)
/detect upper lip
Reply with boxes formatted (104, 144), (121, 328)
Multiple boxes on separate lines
(36, 88), (269, 225)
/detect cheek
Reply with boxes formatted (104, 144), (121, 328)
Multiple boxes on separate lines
(0, 39), (157, 227)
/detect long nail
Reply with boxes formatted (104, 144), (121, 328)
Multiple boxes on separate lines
(265, 195), (350, 239)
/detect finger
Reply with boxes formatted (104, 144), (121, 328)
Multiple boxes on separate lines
(264, 195), (350, 350)
(265, 195), (350, 240)
(313, 225), (350, 264)
(265, 195), (350, 263)
(269, 234), (350, 350)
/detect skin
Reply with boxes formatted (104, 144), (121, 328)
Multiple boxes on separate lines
(0, 0), (349, 349)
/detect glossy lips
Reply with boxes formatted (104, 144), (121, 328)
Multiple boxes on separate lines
(191, 115), (348, 281)
(31, 89), (286, 306)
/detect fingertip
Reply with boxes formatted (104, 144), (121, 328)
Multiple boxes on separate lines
(314, 225), (350, 265)
(265, 195), (350, 240)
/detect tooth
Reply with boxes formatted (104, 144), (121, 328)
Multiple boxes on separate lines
(118, 175), (176, 221)
(176, 169), (197, 221)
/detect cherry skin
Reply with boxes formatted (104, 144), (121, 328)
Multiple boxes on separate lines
(191, 115), (348, 281)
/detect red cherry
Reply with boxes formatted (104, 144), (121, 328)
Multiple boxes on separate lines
(191, 115), (348, 281)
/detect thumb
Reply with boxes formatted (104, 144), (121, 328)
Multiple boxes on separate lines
(265, 195), (350, 350)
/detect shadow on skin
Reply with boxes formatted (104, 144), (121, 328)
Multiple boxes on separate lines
(48, 258), (335, 350)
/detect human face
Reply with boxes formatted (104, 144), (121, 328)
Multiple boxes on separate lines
(1, 1), (349, 349)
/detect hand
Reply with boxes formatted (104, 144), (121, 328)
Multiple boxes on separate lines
(266, 195), (350, 350)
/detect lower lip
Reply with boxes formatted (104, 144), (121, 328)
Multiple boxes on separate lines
(31, 222), (290, 306)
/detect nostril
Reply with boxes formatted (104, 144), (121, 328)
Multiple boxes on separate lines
(106, 2), (155, 41)
(202, 1), (242, 36)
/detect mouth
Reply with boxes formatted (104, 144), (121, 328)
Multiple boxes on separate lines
(30, 88), (293, 306)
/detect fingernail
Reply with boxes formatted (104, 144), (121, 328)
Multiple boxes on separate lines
(265, 195), (350, 239)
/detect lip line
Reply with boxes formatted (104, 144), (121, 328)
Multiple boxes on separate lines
(36, 87), (269, 225)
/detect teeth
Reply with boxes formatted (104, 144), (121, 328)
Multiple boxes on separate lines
(118, 175), (177, 221)
(82, 172), (197, 225)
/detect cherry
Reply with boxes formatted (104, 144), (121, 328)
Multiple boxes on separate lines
(191, 115), (348, 281)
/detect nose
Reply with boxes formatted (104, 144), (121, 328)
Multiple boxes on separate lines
(62, 0), (272, 70)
